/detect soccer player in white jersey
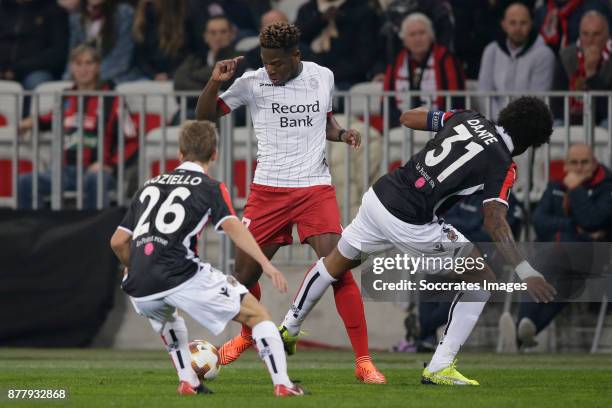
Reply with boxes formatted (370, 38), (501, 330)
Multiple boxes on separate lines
(196, 22), (386, 383)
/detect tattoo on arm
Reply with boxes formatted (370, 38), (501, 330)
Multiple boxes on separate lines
(483, 201), (524, 268)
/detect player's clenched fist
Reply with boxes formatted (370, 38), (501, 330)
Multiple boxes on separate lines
(211, 56), (244, 82)
(341, 129), (361, 149)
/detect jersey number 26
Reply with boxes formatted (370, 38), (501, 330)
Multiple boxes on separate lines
(133, 186), (191, 239)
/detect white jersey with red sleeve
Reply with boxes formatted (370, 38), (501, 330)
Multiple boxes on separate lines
(217, 61), (334, 187)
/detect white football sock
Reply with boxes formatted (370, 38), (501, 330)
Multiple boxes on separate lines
(428, 290), (490, 373)
(282, 258), (337, 336)
(252, 320), (293, 387)
(155, 314), (200, 387)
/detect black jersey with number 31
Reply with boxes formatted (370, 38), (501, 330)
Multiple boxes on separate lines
(373, 110), (517, 225)
(119, 162), (237, 299)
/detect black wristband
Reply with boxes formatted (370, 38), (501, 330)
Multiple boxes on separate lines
(337, 129), (347, 142)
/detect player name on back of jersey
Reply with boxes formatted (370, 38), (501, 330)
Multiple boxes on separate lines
(466, 118), (498, 145)
(271, 100), (320, 128)
(145, 173), (203, 186)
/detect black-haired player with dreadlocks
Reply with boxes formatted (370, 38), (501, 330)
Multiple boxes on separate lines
(279, 97), (558, 386)
(196, 22), (386, 383)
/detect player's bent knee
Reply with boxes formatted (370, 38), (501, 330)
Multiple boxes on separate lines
(324, 247), (361, 279)
(337, 237), (361, 261)
(235, 293), (270, 327)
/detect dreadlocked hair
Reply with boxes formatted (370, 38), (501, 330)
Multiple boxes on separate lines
(260, 22), (300, 50)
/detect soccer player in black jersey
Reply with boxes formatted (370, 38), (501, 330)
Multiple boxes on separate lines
(280, 97), (558, 385)
(110, 121), (305, 397)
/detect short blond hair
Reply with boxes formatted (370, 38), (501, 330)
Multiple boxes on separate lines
(179, 120), (218, 163)
(69, 44), (101, 63)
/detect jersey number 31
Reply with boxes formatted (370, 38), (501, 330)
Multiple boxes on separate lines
(424, 124), (484, 182)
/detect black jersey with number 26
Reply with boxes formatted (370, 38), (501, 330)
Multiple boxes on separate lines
(373, 110), (517, 225)
(119, 162), (237, 299)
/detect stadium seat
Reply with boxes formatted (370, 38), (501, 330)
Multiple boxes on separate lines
(144, 126), (181, 178)
(276, 0), (309, 22)
(116, 80), (179, 134)
(235, 36), (260, 52)
(0, 143), (37, 205)
(230, 127), (256, 198)
(388, 126), (431, 170)
(32, 80), (73, 116)
(0, 80), (26, 205)
(144, 125), (256, 199)
(550, 126), (610, 165)
(0, 80), (23, 141)
(348, 81), (383, 116)
(464, 79), (481, 112)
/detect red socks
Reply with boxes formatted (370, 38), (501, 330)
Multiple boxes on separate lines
(332, 271), (370, 360)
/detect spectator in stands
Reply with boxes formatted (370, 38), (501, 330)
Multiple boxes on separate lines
(132, 0), (193, 81)
(58, 0), (80, 14)
(534, 0), (612, 54)
(533, 143), (612, 243)
(552, 10), (612, 125)
(243, 9), (290, 70)
(174, 15), (241, 116)
(382, 0), (455, 50)
(296, 0), (379, 89)
(18, 45), (137, 210)
(0, 0), (69, 90)
(383, 13), (465, 126)
(452, 0), (507, 80)
(478, 2), (556, 120)
(64, 0), (136, 83)
(221, 0), (271, 41)
(185, 0), (225, 55)
(500, 143), (612, 350)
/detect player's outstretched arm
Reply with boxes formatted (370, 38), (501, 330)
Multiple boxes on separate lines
(399, 107), (431, 130)
(482, 201), (557, 303)
(220, 217), (288, 293)
(195, 56), (244, 121)
(110, 228), (131, 267)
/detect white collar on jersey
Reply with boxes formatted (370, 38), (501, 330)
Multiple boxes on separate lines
(176, 161), (206, 174)
(495, 125), (514, 154)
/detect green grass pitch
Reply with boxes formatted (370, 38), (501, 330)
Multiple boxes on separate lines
(0, 349), (611, 407)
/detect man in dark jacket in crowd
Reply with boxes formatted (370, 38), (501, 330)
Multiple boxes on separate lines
(500, 143), (612, 351)
(0, 0), (69, 89)
(534, 143), (612, 243)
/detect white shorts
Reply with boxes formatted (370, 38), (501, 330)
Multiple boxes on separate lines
(130, 267), (248, 335)
(339, 188), (473, 275)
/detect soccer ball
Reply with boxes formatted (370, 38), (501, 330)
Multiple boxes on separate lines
(189, 340), (221, 381)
